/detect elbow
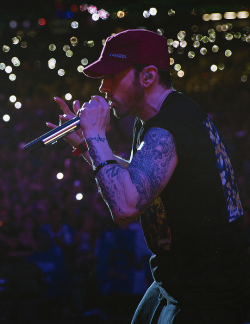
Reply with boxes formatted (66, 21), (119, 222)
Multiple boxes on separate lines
(111, 208), (141, 226)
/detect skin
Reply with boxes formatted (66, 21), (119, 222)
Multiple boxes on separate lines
(47, 66), (178, 225)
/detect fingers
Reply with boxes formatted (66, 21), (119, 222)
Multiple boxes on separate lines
(46, 122), (57, 129)
(73, 100), (81, 115)
(54, 97), (74, 115)
(91, 95), (108, 106)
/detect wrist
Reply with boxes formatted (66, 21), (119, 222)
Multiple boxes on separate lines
(72, 141), (88, 156)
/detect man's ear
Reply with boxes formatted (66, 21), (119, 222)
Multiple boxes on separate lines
(142, 65), (158, 87)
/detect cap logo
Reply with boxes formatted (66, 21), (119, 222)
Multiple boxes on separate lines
(109, 53), (127, 59)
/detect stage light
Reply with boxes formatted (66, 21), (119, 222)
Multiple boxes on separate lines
(12, 37), (19, 45)
(77, 65), (84, 72)
(188, 51), (195, 58)
(9, 21), (17, 28)
(180, 41), (187, 48)
(38, 18), (46, 26)
(57, 172), (64, 179)
(11, 57), (20, 66)
(80, 4), (88, 12)
(5, 66), (12, 73)
(81, 58), (88, 65)
(157, 29), (164, 35)
(224, 12), (237, 19)
(88, 5), (97, 14)
(202, 14), (210, 21)
(14, 102), (22, 109)
(117, 11), (125, 18)
(49, 44), (56, 51)
(177, 31), (186, 41)
(66, 50), (73, 57)
(210, 65), (218, 72)
(92, 13), (99, 21)
(225, 49), (232, 57)
(225, 33), (233, 40)
(9, 74), (16, 81)
(9, 95), (16, 103)
(210, 13), (222, 21)
(212, 45), (219, 52)
(149, 8), (157, 16)
(71, 21), (79, 29)
(3, 115), (10, 122)
(63, 45), (70, 52)
(174, 64), (181, 71)
(70, 37), (78, 46)
(76, 193), (83, 200)
(71, 4), (78, 12)
(177, 70), (184, 77)
(193, 41), (200, 48)
(58, 69), (65, 76)
(87, 40), (94, 47)
(200, 48), (207, 55)
(167, 39), (173, 46)
(3, 46), (10, 52)
(98, 9), (109, 20)
(237, 11), (249, 19)
(173, 41), (179, 48)
(65, 93), (72, 100)
(168, 9), (175, 16)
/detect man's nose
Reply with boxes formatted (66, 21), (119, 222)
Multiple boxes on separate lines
(99, 77), (112, 93)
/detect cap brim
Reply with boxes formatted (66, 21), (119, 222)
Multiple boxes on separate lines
(83, 59), (134, 78)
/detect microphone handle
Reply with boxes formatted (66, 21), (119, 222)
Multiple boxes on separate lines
(24, 116), (80, 152)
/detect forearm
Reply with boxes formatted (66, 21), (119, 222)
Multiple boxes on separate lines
(85, 133), (139, 224)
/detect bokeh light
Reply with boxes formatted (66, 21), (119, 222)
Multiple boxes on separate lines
(174, 64), (181, 71)
(200, 47), (207, 55)
(224, 12), (237, 19)
(225, 49), (232, 57)
(212, 45), (219, 52)
(14, 102), (22, 109)
(188, 51), (195, 58)
(88, 5), (97, 14)
(0, 63), (6, 70)
(210, 64), (218, 72)
(65, 93), (72, 100)
(9, 95), (16, 103)
(177, 70), (184, 77)
(92, 13), (100, 21)
(63, 45), (70, 52)
(9, 21), (17, 28)
(76, 193), (83, 200)
(9, 74), (16, 81)
(149, 8), (157, 16)
(143, 11), (150, 18)
(70, 37), (78, 46)
(5, 66), (12, 73)
(12, 37), (20, 45)
(58, 69), (65, 76)
(77, 65), (84, 72)
(3, 115), (10, 122)
(71, 5), (78, 12)
(117, 11), (125, 18)
(81, 58), (88, 66)
(38, 18), (46, 26)
(218, 63), (225, 70)
(87, 40), (94, 47)
(66, 50), (73, 57)
(3, 46), (10, 52)
(57, 172), (64, 179)
(49, 44), (56, 51)
(168, 9), (175, 16)
(71, 21), (79, 29)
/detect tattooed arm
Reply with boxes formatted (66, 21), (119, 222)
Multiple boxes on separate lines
(86, 127), (178, 225)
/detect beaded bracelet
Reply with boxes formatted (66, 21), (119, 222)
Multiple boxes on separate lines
(72, 141), (88, 156)
(93, 160), (118, 176)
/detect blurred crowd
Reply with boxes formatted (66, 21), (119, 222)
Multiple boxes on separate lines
(0, 41), (250, 323)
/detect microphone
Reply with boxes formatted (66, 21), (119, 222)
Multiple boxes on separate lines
(24, 116), (80, 152)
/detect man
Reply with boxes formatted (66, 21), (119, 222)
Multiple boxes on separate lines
(47, 29), (250, 323)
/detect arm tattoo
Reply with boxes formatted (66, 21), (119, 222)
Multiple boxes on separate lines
(127, 128), (176, 211)
(86, 135), (108, 166)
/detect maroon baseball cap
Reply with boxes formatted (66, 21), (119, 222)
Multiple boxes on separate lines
(83, 29), (170, 78)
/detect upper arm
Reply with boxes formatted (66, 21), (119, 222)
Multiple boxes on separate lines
(127, 127), (178, 212)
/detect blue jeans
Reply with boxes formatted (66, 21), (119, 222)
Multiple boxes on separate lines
(131, 281), (246, 324)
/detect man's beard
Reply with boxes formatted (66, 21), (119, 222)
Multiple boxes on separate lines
(112, 74), (145, 119)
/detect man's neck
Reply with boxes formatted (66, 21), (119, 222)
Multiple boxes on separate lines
(138, 87), (173, 123)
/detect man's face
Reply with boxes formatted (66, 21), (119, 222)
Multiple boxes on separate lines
(99, 67), (145, 118)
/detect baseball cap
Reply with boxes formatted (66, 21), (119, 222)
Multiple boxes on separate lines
(83, 29), (170, 78)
